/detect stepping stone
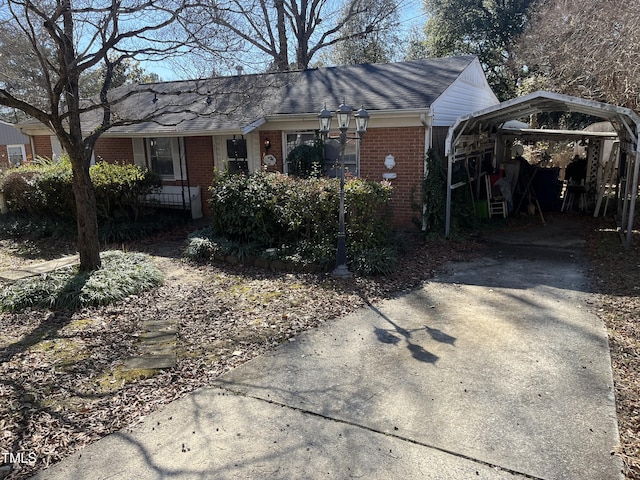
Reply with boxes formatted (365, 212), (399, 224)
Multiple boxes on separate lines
(124, 354), (176, 370)
(124, 318), (179, 371)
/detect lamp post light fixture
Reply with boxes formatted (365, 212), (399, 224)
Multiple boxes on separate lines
(318, 102), (370, 277)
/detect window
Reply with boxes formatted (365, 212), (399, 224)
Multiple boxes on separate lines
(284, 131), (360, 177)
(148, 138), (175, 177)
(323, 138), (358, 178)
(132, 137), (186, 180)
(284, 131), (317, 174)
(7, 145), (26, 166)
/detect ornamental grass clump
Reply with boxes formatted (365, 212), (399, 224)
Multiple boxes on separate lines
(0, 250), (163, 312)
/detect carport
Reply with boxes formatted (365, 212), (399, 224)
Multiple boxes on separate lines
(444, 91), (640, 248)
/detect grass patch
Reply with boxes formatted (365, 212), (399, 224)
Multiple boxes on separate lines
(89, 365), (159, 394)
(0, 250), (164, 312)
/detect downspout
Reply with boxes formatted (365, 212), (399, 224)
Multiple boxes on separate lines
(421, 109), (433, 231)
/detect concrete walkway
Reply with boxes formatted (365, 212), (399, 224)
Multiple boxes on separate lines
(32, 219), (623, 480)
(0, 254), (79, 283)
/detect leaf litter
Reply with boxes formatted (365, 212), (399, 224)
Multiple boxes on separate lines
(0, 221), (638, 479)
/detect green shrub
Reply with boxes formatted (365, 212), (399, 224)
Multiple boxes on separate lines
(0, 157), (161, 222)
(350, 246), (397, 276)
(91, 161), (161, 221)
(207, 171), (394, 272)
(0, 158), (72, 216)
(0, 250), (163, 312)
(286, 141), (324, 179)
(421, 149), (478, 238)
(0, 214), (75, 240)
(422, 148), (447, 237)
(208, 170), (290, 245)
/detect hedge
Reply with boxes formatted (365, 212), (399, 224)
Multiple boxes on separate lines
(0, 157), (161, 222)
(206, 170), (394, 270)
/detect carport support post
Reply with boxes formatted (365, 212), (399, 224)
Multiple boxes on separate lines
(445, 152), (453, 237)
(625, 127), (640, 248)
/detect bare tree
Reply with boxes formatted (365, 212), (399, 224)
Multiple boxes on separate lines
(512, 0), (640, 111)
(0, 0), (214, 271)
(328, 0), (400, 65)
(191, 0), (401, 71)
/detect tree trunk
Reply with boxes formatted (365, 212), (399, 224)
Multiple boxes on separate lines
(274, 0), (289, 70)
(60, 0), (102, 272)
(70, 154), (102, 271)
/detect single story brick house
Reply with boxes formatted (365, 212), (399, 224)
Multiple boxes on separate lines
(18, 56), (499, 227)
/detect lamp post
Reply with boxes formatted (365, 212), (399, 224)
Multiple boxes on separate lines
(318, 102), (369, 276)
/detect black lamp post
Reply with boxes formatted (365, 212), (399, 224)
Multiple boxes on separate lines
(318, 102), (370, 276)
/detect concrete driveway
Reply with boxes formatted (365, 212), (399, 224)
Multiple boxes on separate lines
(33, 217), (623, 480)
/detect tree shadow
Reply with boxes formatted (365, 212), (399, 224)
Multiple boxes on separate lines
(367, 303), (442, 365)
(0, 272), (89, 364)
(425, 326), (456, 346)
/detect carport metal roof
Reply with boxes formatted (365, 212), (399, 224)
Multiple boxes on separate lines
(444, 91), (640, 248)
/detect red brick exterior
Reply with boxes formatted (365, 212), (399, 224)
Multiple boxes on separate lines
(26, 127), (427, 227)
(33, 135), (53, 159)
(358, 126), (425, 228)
(94, 137), (134, 164)
(184, 136), (214, 216)
(259, 130), (284, 172)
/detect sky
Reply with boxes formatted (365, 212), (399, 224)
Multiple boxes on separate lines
(146, 0), (428, 82)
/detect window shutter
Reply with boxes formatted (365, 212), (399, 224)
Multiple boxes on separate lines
(132, 138), (146, 167)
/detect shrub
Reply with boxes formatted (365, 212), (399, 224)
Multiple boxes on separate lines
(0, 157), (161, 222)
(0, 250), (163, 312)
(422, 148), (478, 238)
(0, 158), (73, 217)
(422, 148), (447, 237)
(350, 246), (397, 276)
(286, 142), (324, 179)
(207, 171), (394, 272)
(91, 161), (162, 221)
(208, 170), (290, 245)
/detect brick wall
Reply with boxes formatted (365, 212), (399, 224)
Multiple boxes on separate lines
(33, 136), (52, 159)
(94, 137), (134, 164)
(259, 131), (283, 172)
(360, 126), (426, 229)
(185, 136), (215, 216)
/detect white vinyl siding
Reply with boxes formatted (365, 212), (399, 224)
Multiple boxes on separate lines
(431, 58), (500, 127)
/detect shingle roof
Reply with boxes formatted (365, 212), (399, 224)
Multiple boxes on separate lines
(20, 56), (477, 136)
(275, 56), (476, 114)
